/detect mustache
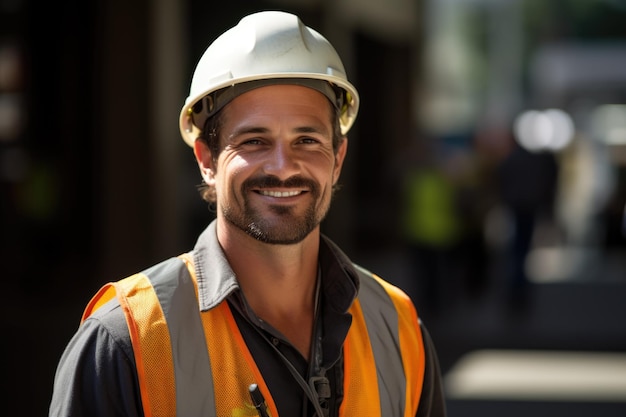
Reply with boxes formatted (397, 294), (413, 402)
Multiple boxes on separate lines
(242, 175), (319, 192)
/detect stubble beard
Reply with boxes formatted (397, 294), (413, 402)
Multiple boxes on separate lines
(222, 176), (331, 245)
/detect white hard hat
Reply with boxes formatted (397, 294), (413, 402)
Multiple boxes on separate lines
(179, 10), (360, 147)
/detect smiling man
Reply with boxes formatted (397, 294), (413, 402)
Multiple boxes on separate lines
(202, 84), (343, 246)
(50, 11), (447, 417)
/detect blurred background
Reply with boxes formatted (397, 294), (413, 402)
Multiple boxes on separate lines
(1, 0), (625, 415)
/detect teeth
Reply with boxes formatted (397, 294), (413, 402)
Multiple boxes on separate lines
(259, 190), (301, 197)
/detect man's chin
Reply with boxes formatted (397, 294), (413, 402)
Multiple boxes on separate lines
(243, 217), (318, 244)
(246, 226), (312, 245)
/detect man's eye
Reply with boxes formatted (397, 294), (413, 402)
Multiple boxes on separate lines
(300, 137), (320, 144)
(242, 138), (263, 145)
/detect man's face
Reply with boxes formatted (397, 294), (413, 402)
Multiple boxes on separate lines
(210, 84), (347, 244)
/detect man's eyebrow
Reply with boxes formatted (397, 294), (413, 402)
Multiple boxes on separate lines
(231, 126), (270, 137)
(294, 125), (327, 135)
(230, 125), (328, 137)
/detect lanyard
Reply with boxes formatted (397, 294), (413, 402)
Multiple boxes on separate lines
(247, 269), (330, 417)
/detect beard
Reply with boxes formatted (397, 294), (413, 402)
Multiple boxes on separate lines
(222, 175), (331, 245)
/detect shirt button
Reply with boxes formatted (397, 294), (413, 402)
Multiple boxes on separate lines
(272, 337), (280, 346)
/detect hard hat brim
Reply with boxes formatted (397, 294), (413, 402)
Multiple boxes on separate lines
(179, 73), (359, 147)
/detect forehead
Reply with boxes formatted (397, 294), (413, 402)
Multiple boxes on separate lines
(217, 84), (335, 138)
(225, 84), (333, 114)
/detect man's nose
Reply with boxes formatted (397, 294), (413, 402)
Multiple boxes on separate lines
(263, 144), (301, 178)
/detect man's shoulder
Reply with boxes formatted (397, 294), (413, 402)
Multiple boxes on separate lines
(83, 298), (132, 347)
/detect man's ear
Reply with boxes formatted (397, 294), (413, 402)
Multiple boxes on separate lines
(193, 139), (216, 185)
(333, 137), (348, 184)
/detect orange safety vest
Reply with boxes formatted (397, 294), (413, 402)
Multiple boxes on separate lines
(82, 255), (425, 417)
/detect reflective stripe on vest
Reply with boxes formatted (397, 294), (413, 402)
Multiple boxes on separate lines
(82, 256), (425, 416)
(345, 265), (425, 417)
(82, 255), (213, 416)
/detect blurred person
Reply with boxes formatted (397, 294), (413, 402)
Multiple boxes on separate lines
(402, 153), (462, 314)
(49, 11), (446, 417)
(497, 139), (558, 308)
(401, 134), (491, 316)
(556, 134), (615, 248)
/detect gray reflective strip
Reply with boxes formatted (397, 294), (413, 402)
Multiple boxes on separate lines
(354, 265), (406, 417)
(143, 257), (215, 416)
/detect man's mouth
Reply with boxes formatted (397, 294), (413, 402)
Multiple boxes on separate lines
(257, 190), (304, 198)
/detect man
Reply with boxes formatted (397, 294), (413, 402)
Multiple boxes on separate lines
(50, 11), (446, 417)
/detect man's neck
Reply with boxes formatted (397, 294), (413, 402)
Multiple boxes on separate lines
(217, 220), (320, 358)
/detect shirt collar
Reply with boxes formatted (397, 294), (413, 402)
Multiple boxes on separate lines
(191, 219), (360, 313)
